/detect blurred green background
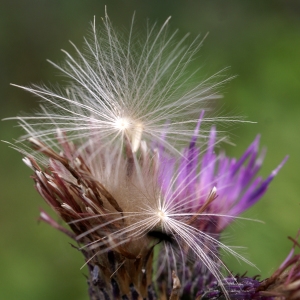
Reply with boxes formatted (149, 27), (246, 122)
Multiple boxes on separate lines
(1, 1), (299, 299)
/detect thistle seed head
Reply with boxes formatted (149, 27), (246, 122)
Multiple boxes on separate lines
(7, 10), (288, 300)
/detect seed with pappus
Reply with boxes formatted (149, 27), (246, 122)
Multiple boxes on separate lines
(8, 11), (242, 155)
(6, 9), (289, 300)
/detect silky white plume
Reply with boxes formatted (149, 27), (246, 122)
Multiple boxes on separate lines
(9, 11), (242, 156)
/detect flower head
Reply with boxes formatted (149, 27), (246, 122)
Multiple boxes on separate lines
(8, 10), (288, 300)
(21, 113), (286, 299)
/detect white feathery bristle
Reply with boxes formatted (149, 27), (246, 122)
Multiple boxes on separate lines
(7, 11), (243, 156)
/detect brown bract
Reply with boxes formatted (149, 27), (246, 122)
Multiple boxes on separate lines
(27, 134), (162, 299)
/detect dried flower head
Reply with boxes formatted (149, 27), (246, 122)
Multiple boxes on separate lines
(7, 10), (288, 300)
(23, 120), (286, 299)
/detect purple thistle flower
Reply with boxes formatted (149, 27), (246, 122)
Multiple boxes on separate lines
(6, 10), (291, 300)
(17, 115), (286, 299)
(157, 115), (287, 235)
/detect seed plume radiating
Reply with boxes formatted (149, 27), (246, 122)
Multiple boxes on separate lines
(9, 11), (243, 156)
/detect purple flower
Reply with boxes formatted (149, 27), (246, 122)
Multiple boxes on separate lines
(152, 114), (287, 297)
(19, 114), (286, 299)
(157, 116), (288, 235)
(7, 11), (290, 300)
